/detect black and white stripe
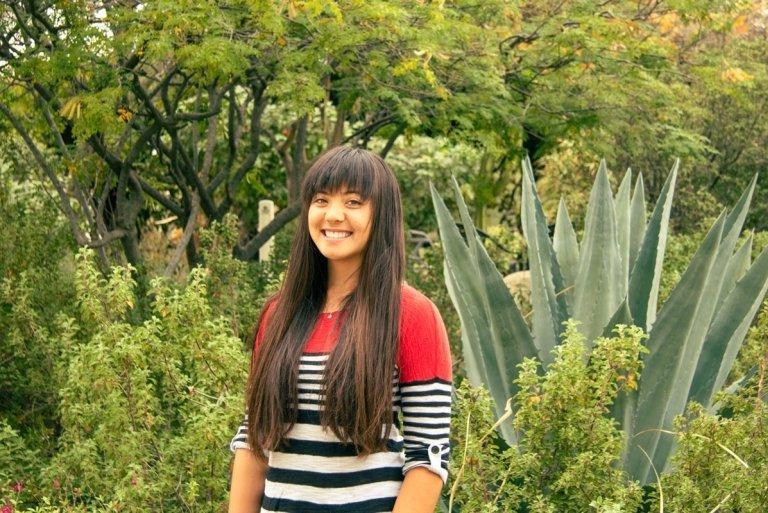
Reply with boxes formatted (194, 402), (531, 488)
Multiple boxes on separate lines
(230, 353), (451, 512)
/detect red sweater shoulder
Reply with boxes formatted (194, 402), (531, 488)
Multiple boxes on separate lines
(397, 284), (453, 384)
(251, 287), (453, 385)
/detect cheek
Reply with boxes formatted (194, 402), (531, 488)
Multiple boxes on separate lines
(307, 209), (322, 230)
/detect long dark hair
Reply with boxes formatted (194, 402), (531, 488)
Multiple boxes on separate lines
(245, 145), (405, 458)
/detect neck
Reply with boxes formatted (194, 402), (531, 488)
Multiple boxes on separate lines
(325, 258), (362, 310)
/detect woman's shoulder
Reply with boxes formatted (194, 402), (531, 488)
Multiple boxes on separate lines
(398, 282), (446, 339)
(399, 282), (438, 319)
(397, 283), (452, 381)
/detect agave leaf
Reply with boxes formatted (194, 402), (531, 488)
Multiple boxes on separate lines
(615, 168), (632, 287)
(659, 174), (754, 418)
(443, 259), (484, 385)
(627, 161), (678, 331)
(629, 173), (647, 272)
(443, 256), (519, 444)
(688, 245), (768, 410)
(521, 157), (568, 365)
(652, 196), (750, 475)
(450, 176), (537, 385)
(431, 182), (535, 444)
(712, 174), (758, 309)
(553, 198), (579, 311)
(573, 160), (624, 344)
(717, 234), (753, 311)
(722, 174), (757, 242)
(626, 212), (725, 485)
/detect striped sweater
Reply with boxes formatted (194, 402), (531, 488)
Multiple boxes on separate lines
(229, 284), (453, 512)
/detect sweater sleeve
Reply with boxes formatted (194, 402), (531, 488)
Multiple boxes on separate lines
(397, 292), (453, 484)
(229, 300), (276, 454)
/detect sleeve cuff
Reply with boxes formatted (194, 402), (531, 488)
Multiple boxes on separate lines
(229, 439), (251, 453)
(403, 460), (449, 485)
(403, 442), (450, 484)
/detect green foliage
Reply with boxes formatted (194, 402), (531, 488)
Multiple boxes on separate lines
(654, 388), (768, 512)
(0, 162), (76, 438)
(197, 213), (287, 341)
(447, 323), (646, 512)
(2, 249), (249, 511)
(0, 418), (38, 490)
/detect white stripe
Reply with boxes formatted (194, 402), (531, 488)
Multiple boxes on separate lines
(269, 451), (405, 473)
(399, 382), (453, 394)
(263, 479), (402, 506)
(285, 422), (404, 443)
(300, 354), (330, 362)
(403, 425), (449, 437)
(401, 405), (451, 415)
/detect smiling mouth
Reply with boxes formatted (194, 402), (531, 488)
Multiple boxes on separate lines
(322, 229), (352, 239)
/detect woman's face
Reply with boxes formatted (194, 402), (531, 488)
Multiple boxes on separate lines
(308, 187), (373, 267)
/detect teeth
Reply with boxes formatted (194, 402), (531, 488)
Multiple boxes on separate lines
(324, 230), (351, 239)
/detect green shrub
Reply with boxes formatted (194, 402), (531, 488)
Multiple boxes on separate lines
(2, 249), (250, 512)
(447, 322), (645, 513)
(653, 379), (768, 512)
(0, 167), (77, 448)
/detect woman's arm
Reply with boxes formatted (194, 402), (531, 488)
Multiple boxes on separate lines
(392, 467), (443, 513)
(228, 449), (267, 513)
(395, 291), (453, 512)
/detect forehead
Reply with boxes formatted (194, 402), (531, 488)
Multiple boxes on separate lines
(306, 165), (374, 199)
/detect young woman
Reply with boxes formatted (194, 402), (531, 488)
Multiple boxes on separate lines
(228, 146), (452, 513)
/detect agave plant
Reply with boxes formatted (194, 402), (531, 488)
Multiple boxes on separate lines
(431, 158), (768, 485)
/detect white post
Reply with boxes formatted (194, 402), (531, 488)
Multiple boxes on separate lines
(258, 200), (276, 262)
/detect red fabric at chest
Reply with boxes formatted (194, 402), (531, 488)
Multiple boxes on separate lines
(304, 313), (343, 353)
(251, 284), (452, 384)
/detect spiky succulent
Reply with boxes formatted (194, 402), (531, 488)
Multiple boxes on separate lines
(431, 158), (768, 485)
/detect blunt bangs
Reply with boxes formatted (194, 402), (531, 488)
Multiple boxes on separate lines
(302, 147), (377, 205)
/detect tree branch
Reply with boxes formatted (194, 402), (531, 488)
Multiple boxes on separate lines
(0, 99), (88, 245)
(163, 192), (200, 278)
(234, 202), (302, 261)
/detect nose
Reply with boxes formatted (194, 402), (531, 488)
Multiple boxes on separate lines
(325, 203), (345, 222)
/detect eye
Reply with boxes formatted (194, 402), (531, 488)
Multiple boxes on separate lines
(312, 196), (327, 205)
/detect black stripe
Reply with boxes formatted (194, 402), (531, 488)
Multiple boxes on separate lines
(404, 448), (450, 460)
(400, 377), (452, 387)
(262, 495), (396, 513)
(277, 438), (403, 456)
(266, 465), (403, 488)
(399, 389), (452, 397)
(402, 420), (450, 429)
(400, 410), (450, 418)
(405, 458), (449, 469)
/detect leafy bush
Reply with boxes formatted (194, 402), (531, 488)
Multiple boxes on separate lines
(447, 322), (645, 513)
(2, 250), (250, 512)
(0, 166), (76, 446)
(446, 319), (768, 512)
